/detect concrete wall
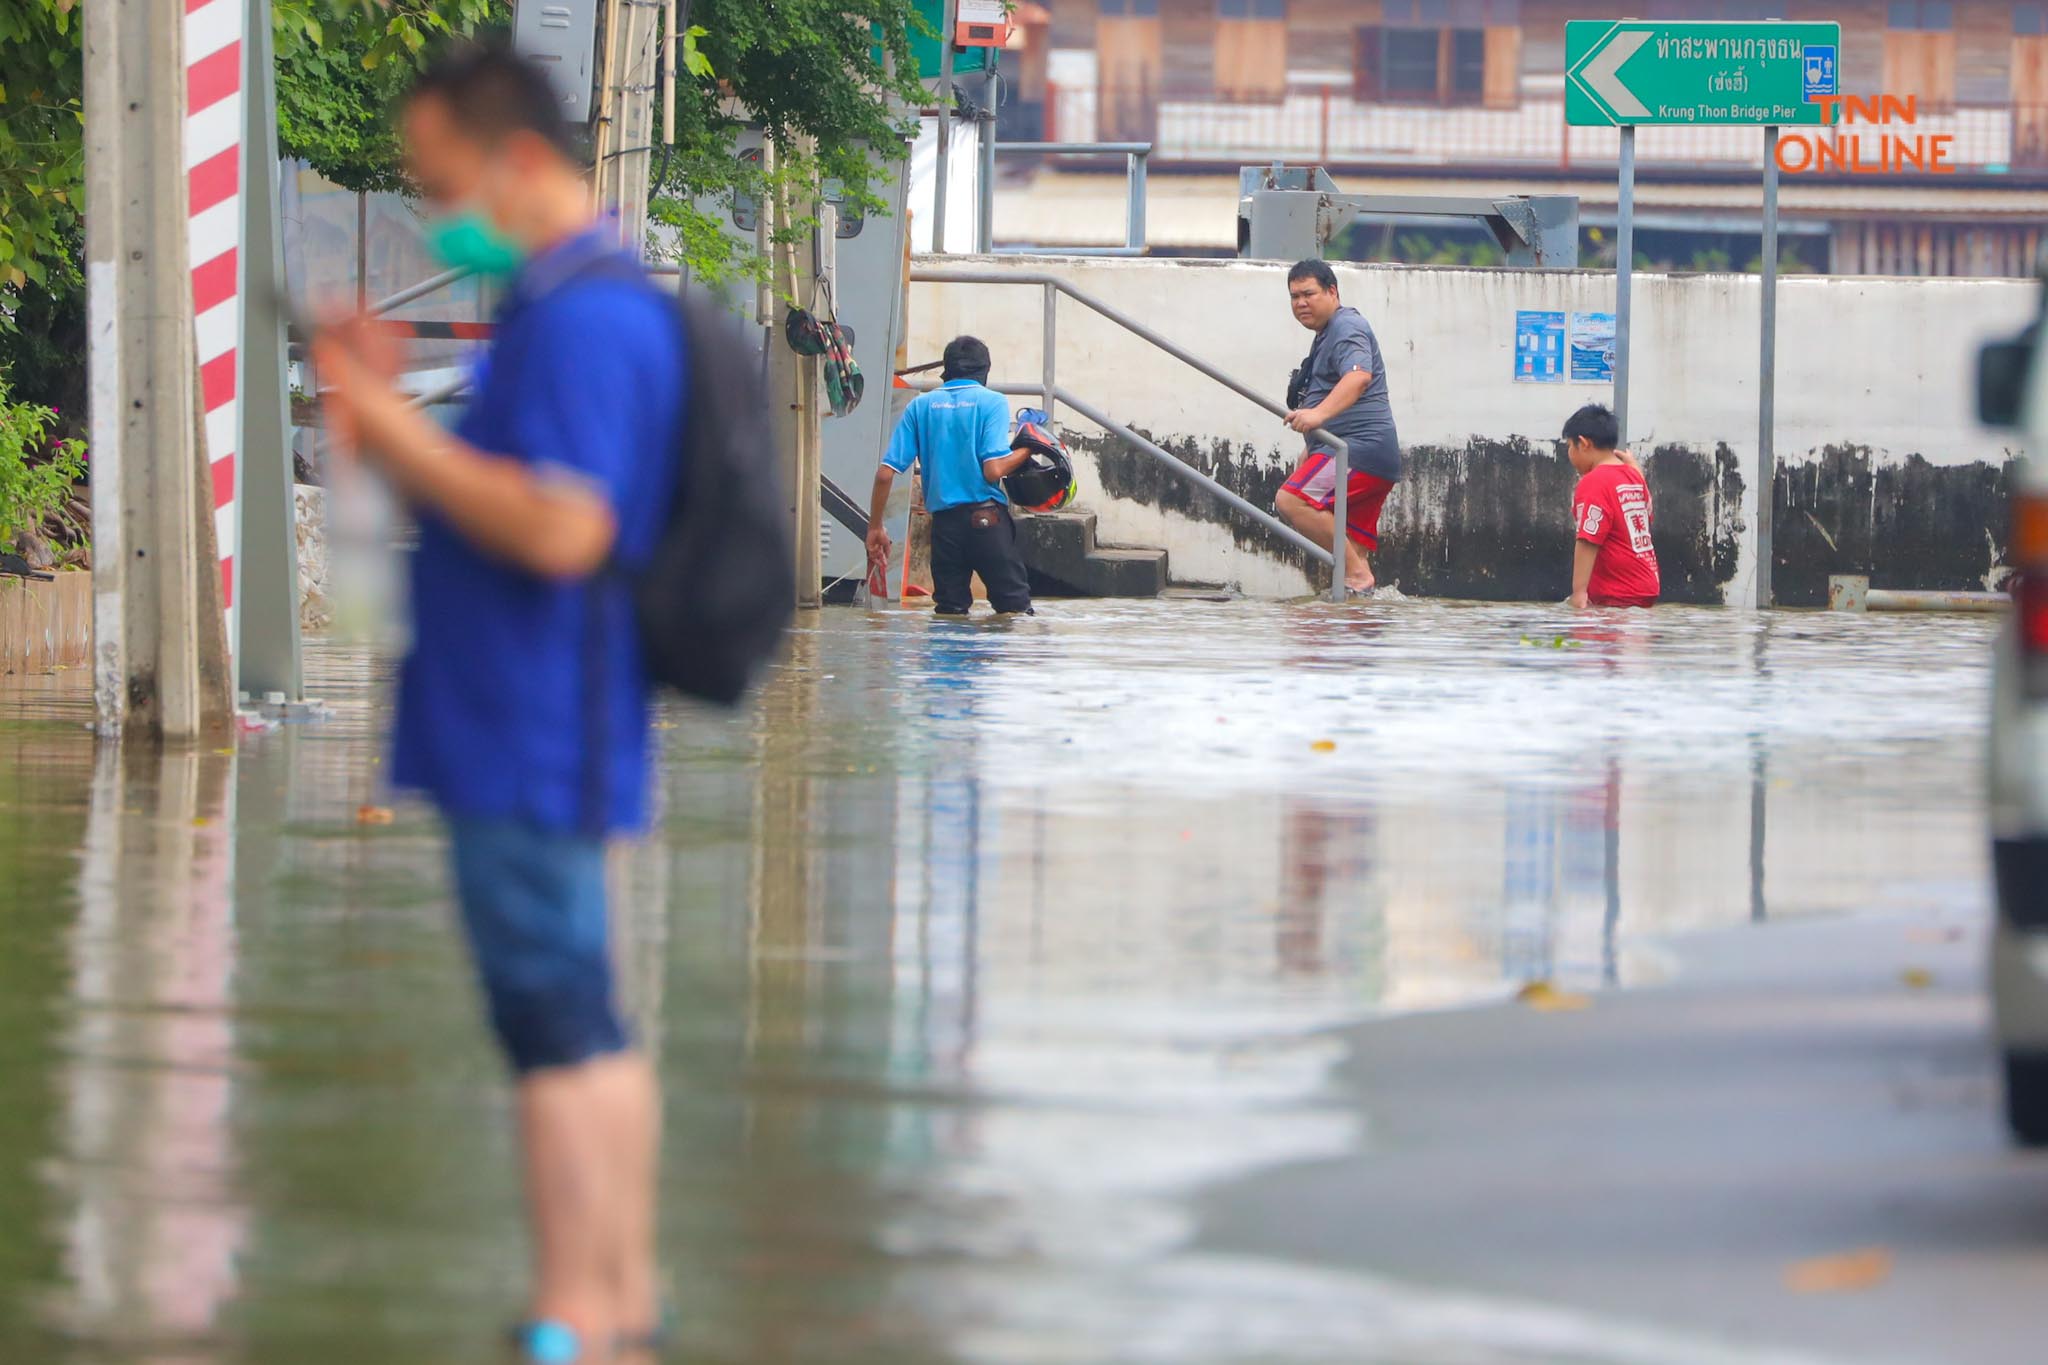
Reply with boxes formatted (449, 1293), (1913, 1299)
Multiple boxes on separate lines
(907, 255), (2036, 602)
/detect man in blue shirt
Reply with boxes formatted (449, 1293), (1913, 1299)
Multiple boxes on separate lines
(866, 336), (1035, 615)
(313, 44), (675, 1364)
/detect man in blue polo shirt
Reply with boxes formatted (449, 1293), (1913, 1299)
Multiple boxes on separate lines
(313, 44), (675, 1364)
(866, 335), (1035, 615)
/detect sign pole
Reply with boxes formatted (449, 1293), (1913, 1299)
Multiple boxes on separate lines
(1615, 125), (1634, 447)
(1757, 124), (1779, 609)
(237, 0), (306, 704)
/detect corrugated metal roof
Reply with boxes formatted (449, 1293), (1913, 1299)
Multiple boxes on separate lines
(993, 170), (2048, 250)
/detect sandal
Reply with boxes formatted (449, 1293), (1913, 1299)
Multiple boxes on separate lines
(509, 1319), (585, 1364)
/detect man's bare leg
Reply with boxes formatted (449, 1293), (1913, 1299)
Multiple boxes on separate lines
(519, 1064), (617, 1350)
(1276, 490), (1375, 592)
(594, 1051), (662, 1344)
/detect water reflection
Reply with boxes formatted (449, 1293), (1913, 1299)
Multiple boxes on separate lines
(0, 599), (1998, 1362)
(59, 745), (245, 1363)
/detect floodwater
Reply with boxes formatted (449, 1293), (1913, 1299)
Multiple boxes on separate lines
(0, 599), (1997, 1363)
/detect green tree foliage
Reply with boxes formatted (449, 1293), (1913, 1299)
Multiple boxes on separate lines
(271, 0), (501, 192)
(651, 0), (928, 283)
(3, 0), (931, 396)
(0, 1), (84, 295)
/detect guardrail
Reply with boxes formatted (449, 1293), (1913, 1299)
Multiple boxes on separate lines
(987, 141), (1150, 256)
(911, 266), (1354, 602)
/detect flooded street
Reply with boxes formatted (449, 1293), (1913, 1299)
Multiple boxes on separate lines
(0, 599), (2003, 1364)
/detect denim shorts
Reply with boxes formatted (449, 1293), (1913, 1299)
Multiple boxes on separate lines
(447, 817), (630, 1074)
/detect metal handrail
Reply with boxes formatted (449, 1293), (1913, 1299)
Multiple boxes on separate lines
(910, 266), (1353, 601)
(989, 141), (1150, 256)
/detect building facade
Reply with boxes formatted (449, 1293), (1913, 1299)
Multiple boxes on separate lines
(1011, 0), (2048, 274)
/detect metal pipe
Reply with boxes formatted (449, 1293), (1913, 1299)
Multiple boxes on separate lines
(1615, 125), (1634, 446)
(1758, 124), (1779, 610)
(991, 142), (1151, 254)
(977, 64), (998, 253)
(1041, 280), (1056, 418)
(1126, 148), (1147, 253)
(909, 268), (1351, 583)
(369, 267), (471, 317)
(1330, 434), (1347, 604)
(1054, 388), (1334, 569)
(993, 141), (1154, 153)
(912, 268), (1346, 460)
(932, 0), (957, 254)
(996, 245), (1148, 258)
(1864, 589), (2009, 613)
(907, 376), (1333, 570)
(662, 0), (678, 149)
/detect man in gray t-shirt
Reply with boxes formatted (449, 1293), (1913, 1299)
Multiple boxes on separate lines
(1276, 259), (1401, 593)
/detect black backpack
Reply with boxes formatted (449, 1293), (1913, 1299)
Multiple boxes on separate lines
(643, 290), (796, 705)
(574, 255), (795, 706)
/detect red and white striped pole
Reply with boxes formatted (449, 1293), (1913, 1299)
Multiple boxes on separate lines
(184, 0), (246, 645)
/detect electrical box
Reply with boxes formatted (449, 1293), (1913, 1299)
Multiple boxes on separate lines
(955, 0), (1011, 47)
(512, 0), (600, 123)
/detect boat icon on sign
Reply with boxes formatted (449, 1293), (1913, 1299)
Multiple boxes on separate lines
(1803, 46), (1837, 101)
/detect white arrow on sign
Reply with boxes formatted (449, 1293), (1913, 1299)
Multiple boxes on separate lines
(1582, 29), (1652, 119)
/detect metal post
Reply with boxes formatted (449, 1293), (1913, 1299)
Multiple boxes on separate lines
(1041, 280), (1056, 418)
(1330, 442), (1348, 604)
(84, 0), (233, 739)
(977, 64), (998, 252)
(610, 0), (658, 258)
(236, 1), (304, 703)
(1615, 125), (1635, 447)
(355, 193), (368, 312)
(1127, 149), (1148, 253)
(1757, 125), (1779, 610)
(932, 0), (958, 253)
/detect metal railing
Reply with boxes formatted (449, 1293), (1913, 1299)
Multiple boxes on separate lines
(1054, 87), (2046, 173)
(988, 141), (1151, 256)
(911, 267), (1355, 603)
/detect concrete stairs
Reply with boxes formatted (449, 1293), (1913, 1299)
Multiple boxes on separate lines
(1014, 509), (1168, 598)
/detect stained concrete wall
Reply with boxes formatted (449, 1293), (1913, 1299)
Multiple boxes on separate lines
(907, 255), (2036, 602)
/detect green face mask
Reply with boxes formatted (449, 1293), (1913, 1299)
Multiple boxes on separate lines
(425, 210), (525, 278)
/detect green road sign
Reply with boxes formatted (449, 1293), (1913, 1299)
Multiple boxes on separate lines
(1565, 21), (1840, 127)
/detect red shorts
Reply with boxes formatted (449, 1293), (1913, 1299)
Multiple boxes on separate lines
(1281, 453), (1395, 551)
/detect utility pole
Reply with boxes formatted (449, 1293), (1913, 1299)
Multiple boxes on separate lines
(593, 0), (661, 258)
(768, 175), (825, 610)
(84, 0), (234, 740)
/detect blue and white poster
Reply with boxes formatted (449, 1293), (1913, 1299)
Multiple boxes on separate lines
(1570, 311), (1615, 384)
(1514, 310), (1566, 384)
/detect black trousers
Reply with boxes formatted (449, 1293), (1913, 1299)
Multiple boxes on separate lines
(930, 502), (1033, 615)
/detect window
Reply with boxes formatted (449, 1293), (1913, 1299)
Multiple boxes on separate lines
(1215, 0), (1287, 101)
(2016, 3), (2048, 168)
(1356, 0), (1517, 107)
(1888, 1), (1952, 29)
(1099, 0), (1159, 14)
(1885, 0), (1955, 108)
(1384, 30), (1440, 97)
(729, 148), (765, 233)
(1650, 1), (1781, 14)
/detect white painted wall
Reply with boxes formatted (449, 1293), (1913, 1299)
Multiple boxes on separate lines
(907, 254), (2036, 599)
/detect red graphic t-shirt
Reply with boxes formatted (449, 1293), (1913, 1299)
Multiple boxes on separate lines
(1572, 460), (1660, 606)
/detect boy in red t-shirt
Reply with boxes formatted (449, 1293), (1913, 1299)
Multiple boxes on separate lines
(1563, 403), (1660, 608)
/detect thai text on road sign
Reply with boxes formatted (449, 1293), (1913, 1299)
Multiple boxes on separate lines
(1565, 21), (1841, 127)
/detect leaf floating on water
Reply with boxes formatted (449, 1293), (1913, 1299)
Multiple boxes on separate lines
(1901, 967), (1935, 990)
(355, 805), (395, 826)
(1310, 739), (1337, 753)
(1515, 981), (1590, 1012)
(1785, 1246), (1892, 1294)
